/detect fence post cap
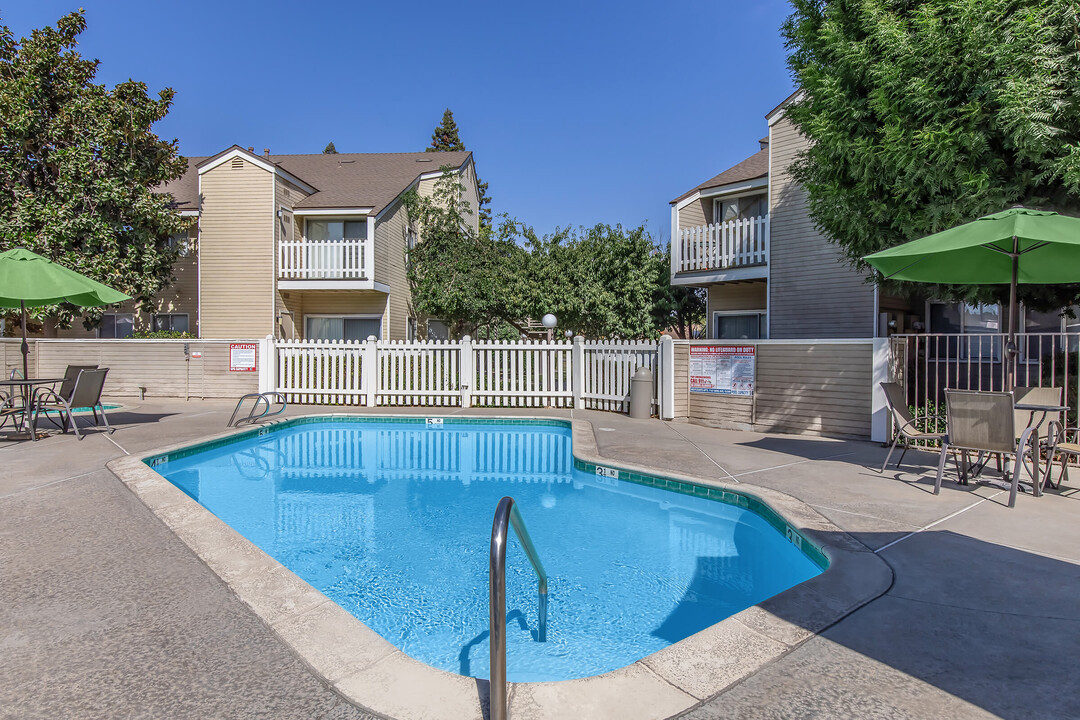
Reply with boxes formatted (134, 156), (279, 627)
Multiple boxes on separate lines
(462, 335), (471, 342)
(573, 335), (585, 343)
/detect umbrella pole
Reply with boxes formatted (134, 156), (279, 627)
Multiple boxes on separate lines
(1006, 237), (1018, 391)
(20, 300), (28, 381)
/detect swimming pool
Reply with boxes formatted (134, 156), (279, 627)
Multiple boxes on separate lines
(150, 418), (824, 682)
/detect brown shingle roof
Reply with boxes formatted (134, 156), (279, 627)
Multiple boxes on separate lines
(671, 148), (769, 205)
(161, 148), (473, 215)
(160, 157), (203, 212)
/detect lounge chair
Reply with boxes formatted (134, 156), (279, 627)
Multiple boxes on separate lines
(34, 364), (98, 430)
(879, 382), (946, 472)
(31, 368), (113, 440)
(935, 389), (1039, 508)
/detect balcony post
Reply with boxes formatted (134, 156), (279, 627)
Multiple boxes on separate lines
(365, 216), (376, 280)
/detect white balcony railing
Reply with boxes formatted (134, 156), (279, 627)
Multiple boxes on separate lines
(280, 239), (368, 280)
(675, 215), (768, 274)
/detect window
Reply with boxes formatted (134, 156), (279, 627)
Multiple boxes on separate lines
(305, 315), (381, 341)
(100, 313), (134, 339)
(407, 317), (418, 341)
(427, 319), (450, 340)
(305, 219), (367, 242)
(714, 194), (767, 224)
(713, 312), (766, 340)
(153, 313), (189, 333)
(167, 232), (192, 257)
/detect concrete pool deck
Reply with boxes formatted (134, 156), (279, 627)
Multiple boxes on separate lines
(3, 400), (1079, 719)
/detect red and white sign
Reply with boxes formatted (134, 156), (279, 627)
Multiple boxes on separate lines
(689, 345), (755, 395)
(229, 343), (258, 372)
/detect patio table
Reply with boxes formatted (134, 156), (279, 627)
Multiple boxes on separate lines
(0, 377), (65, 441)
(1015, 401), (1071, 494)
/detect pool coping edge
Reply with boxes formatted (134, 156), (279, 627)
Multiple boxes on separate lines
(107, 413), (892, 720)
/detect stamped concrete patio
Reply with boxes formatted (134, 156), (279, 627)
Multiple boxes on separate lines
(2, 400), (1078, 719)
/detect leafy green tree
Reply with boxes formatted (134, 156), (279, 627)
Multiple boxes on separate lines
(323, 141), (338, 154)
(403, 170), (529, 337)
(652, 243), (705, 338)
(405, 173), (669, 339)
(426, 108), (493, 229)
(783, 0), (1080, 310)
(0, 10), (189, 329)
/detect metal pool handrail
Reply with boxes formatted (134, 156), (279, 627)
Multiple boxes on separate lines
(489, 496), (548, 720)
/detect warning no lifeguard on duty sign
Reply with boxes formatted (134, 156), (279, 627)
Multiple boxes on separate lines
(689, 345), (755, 396)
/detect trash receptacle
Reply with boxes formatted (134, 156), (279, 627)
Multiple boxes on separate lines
(628, 366), (653, 419)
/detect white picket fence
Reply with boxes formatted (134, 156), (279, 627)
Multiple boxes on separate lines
(267, 336), (669, 414)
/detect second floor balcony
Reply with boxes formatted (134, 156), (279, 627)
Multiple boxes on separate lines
(673, 215), (768, 282)
(279, 238), (370, 283)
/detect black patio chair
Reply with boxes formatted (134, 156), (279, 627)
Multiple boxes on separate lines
(31, 368), (113, 440)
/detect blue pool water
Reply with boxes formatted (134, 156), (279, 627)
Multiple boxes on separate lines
(153, 420), (822, 682)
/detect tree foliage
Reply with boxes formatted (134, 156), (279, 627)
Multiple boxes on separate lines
(651, 243), (706, 338)
(323, 141), (338, 154)
(425, 108), (493, 229)
(783, 0), (1080, 309)
(405, 172), (675, 339)
(426, 108), (465, 152)
(0, 10), (189, 327)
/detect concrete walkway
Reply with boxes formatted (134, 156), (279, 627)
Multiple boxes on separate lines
(2, 401), (1078, 719)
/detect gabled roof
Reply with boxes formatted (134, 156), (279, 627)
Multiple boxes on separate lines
(671, 148), (769, 205)
(161, 147), (474, 215)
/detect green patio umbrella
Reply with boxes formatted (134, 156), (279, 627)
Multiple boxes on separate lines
(0, 247), (131, 379)
(864, 208), (1080, 360)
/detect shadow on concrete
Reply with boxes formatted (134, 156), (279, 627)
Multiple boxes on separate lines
(736, 435), (867, 461)
(717, 529), (1080, 720)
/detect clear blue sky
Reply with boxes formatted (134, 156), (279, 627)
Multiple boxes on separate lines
(4, 1), (795, 242)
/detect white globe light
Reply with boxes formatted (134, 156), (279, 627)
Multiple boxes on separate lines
(541, 313), (557, 328)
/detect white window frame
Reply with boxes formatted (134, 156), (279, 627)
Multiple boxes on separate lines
(303, 313), (382, 341)
(152, 313), (190, 333)
(711, 309), (767, 340)
(302, 217), (369, 243)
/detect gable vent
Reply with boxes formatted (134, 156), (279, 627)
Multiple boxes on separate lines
(231, 157), (244, 169)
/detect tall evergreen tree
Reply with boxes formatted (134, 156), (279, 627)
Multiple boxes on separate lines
(323, 141), (338, 154)
(782, 0), (1080, 310)
(426, 109), (464, 151)
(425, 108), (492, 228)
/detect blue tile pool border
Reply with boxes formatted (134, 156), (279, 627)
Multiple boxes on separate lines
(143, 415), (828, 570)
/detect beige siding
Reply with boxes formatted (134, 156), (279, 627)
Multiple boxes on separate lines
(273, 175), (311, 335)
(287, 290), (388, 340)
(24, 339), (258, 399)
(417, 160), (481, 233)
(706, 282), (766, 315)
(672, 341), (689, 420)
(374, 197), (411, 341)
(1, 339), (36, 378)
(684, 341), (873, 437)
(768, 116), (874, 338)
(677, 199), (708, 231)
(199, 158), (276, 338)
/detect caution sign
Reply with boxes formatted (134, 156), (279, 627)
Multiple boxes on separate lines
(229, 342), (258, 372)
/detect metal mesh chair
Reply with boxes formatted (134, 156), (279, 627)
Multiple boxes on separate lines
(34, 364), (98, 430)
(31, 368), (113, 440)
(935, 389), (1039, 508)
(880, 382), (946, 472)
